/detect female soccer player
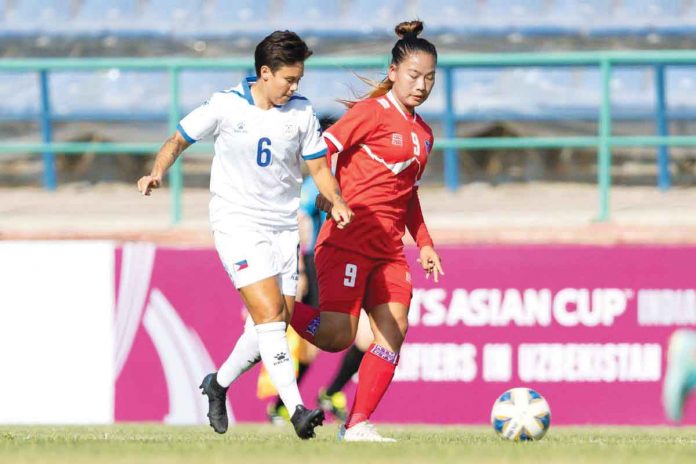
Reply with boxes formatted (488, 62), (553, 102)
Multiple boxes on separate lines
(290, 20), (444, 442)
(137, 30), (353, 440)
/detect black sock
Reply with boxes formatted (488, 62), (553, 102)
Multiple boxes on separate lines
(297, 361), (311, 384)
(274, 362), (312, 409)
(326, 345), (365, 396)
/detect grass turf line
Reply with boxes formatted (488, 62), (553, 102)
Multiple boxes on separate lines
(1, 424), (695, 464)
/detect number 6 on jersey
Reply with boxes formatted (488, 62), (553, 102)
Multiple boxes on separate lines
(257, 137), (272, 167)
(344, 263), (357, 287)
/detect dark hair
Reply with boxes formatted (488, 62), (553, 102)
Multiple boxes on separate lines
(254, 30), (313, 76)
(362, 21), (438, 101)
(392, 21), (438, 67)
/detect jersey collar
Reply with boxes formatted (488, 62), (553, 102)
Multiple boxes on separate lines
(242, 75), (285, 109)
(241, 76), (257, 105)
(386, 90), (417, 122)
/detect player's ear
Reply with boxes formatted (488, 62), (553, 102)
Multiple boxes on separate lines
(259, 65), (272, 82)
(387, 63), (398, 83)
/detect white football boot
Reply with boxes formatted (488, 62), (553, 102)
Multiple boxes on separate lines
(338, 421), (397, 442)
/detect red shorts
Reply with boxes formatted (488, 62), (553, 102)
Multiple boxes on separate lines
(315, 243), (412, 317)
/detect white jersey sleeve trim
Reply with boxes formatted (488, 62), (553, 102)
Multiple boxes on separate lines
(323, 132), (343, 153)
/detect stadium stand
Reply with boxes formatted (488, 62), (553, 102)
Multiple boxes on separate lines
(2, 0), (696, 188)
(3, 65), (696, 123)
(1, 0), (696, 38)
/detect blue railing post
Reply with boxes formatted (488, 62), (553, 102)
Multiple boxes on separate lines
(38, 69), (56, 190)
(169, 67), (182, 225)
(597, 59), (612, 222)
(655, 64), (670, 190)
(443, 67), (458, 191)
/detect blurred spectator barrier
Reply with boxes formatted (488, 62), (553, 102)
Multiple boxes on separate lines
(2, 51), (696, 223)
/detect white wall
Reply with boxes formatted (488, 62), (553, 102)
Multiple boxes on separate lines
(0, 241), (115, 424)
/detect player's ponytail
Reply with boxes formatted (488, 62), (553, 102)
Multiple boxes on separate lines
(346, 21), (438, 105)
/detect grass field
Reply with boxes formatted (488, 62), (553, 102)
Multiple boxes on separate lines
(1, 424), (696, 464)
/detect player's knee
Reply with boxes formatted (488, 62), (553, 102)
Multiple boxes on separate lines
(319, 331), (354, 352)
(251, 307), (286, 325)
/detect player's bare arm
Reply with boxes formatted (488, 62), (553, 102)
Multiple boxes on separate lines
(137, 131), (191, 196)
(305, 157), (354, 229)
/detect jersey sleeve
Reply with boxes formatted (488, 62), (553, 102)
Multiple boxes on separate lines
(323, 101), (378, 153)
(177, 93), (222, 144)
(300, 108), (328, 160)
(416, 134), (435, 187)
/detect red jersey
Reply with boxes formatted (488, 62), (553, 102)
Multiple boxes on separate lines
(318, 91), (434, 259)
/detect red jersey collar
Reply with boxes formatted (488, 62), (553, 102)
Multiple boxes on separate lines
(386, 90), (417, 122)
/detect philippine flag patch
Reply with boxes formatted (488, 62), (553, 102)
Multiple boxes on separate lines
(234, 260), (249, 271)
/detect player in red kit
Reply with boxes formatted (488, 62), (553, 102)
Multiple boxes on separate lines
(291, 20), (444, 442)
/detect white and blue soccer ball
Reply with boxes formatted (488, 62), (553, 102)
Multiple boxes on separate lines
(490, 387), (551, 441)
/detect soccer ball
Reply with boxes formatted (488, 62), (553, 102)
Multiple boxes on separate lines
(490, 387), (551, 441)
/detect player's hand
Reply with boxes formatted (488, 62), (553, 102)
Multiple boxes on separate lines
(137, 174), (162, 196)
(331, 197), (354, 229)
(417, 245), (444, 283)
(315, 194), (355, 229)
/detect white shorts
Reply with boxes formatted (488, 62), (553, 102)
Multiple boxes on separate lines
(214, 227), (300, 296)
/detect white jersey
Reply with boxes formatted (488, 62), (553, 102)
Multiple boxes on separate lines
(178, 76), (327, 231)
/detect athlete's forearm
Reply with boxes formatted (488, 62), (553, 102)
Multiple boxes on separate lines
(150, 131), (190, 178)
(305, 158), (345, 205)
(406, 189), (434, 248)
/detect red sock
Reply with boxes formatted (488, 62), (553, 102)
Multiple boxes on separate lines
(345, 344), (399, 428)
(289, 302), (321, 344)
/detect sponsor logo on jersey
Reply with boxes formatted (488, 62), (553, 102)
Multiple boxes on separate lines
(233, 121), (247, 133)
(391, 133), (403, 146)
(234, 259), (249, 271)
(283, 122), (298, 139)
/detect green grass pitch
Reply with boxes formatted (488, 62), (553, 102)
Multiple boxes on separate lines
(1, 424), (695, 463)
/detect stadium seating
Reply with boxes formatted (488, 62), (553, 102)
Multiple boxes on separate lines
(277, 0), (343, 35)
(137, 0), (204, 36)
(3, 0), (696, 123)
(2, 0), (696, 38)
(4, 65), (696, 123)
(72, 0), (139, 35)
(201, 0), (271, 36)
(2, 0), (72, 35)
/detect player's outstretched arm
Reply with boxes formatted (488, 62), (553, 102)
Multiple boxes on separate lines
(305, 157), (354, 229)
(137, 130), (191, 196)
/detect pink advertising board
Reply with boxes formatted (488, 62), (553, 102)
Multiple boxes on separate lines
(114, 244), (696, 425)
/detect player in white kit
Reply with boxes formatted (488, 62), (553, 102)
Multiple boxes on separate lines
(137, 30), (353, 439)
